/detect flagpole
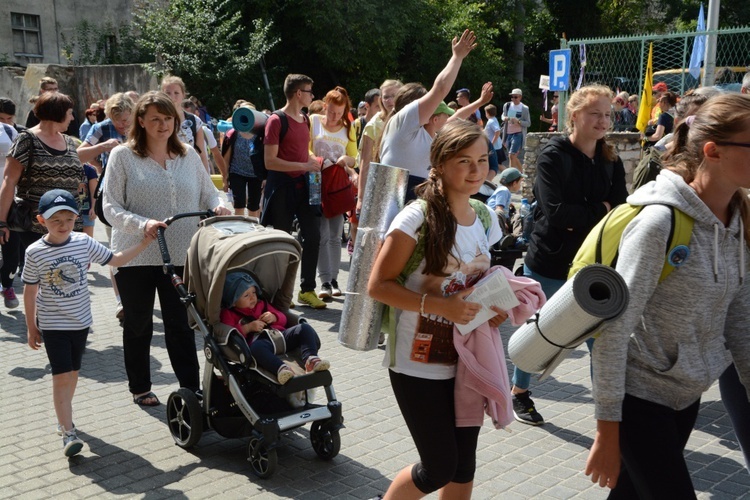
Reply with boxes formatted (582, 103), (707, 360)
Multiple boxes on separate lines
(702, 0), (720, 87)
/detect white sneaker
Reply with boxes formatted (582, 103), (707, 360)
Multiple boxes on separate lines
(63, 430), (84, 457)
(57, 422), (76, 436)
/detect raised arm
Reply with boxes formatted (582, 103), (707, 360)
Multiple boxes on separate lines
(450, 82), (494, 123)
(416, 30), (478, 125)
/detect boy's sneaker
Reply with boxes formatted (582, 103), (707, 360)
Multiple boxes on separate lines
(57, 423), (76, 436)
(2, 287), (18, 309)
(318, 283), (333, 300)
(277, 365), (295, 385)
(62, 430), (84, 457)
(298, 291), (327, 309)
(512, 391), (545, 425)
(305, 356), (330, 373)
(330, 280), (342, 297)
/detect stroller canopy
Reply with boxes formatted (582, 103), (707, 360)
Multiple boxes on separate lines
(184, 217), (302, 327)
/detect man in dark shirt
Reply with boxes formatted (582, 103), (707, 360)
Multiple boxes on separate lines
(261, 74), (326, 309)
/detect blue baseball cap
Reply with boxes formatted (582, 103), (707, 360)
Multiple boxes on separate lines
(38, 189), (79, 219)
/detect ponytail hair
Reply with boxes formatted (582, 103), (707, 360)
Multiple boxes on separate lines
(415, 120), (486, 275)
(663, 93), (750, 245)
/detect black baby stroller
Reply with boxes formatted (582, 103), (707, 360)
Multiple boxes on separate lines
(158, 212), (343, 478)
(471, 180), (525, 275)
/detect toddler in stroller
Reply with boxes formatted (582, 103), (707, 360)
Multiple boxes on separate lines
(220, 271), (331, 384)
(161, 213), (343, 478)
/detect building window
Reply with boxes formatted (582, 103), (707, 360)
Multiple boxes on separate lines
(11, 13), (43, 58)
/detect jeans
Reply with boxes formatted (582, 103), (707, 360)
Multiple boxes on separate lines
(506, 132), (524, 155)
(719, 363), (750, 471)
(249, 323), (320, 374)
(261, 177), (321, 293)
(115, 266), (200, 394)
(317, 214), (344, 284)
(609, 394), (699, 499)
(511, 264), (566, 390)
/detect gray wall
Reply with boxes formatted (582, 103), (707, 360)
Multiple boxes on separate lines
(0, 64), (157, 130)
(1, 0), (134, 66)
(521, 132), (643, 200)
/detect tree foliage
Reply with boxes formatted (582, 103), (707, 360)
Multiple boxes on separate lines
(133, 0), (278, 115)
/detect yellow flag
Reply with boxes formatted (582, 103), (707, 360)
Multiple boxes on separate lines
(636, 43), (653, 133)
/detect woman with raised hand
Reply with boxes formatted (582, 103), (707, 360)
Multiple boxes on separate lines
(586, 92), (750, 497)
(104, 91), (230, 407)
(369, 120), (507, 499)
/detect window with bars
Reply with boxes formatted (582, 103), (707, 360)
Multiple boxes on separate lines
(11, 12), (43, 58)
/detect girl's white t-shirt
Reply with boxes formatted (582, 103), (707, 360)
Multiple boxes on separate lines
(383, 202), (502, 379)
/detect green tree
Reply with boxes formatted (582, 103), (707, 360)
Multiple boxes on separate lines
(133, 0), (278, 116)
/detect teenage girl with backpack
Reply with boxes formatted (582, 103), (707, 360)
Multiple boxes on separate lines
(585, 92), (750, 497)
(368, 120), (507, 499)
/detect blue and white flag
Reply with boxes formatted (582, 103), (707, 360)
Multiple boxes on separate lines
(688, 4), (706, 80)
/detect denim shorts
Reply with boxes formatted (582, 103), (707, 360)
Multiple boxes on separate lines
(82, 213), (95, 227)
(507, 132), (524, 154)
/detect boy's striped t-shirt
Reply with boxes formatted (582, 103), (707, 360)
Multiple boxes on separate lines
(22, 232), (113, 330)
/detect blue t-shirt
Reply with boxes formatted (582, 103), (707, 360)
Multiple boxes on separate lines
(486, 185), (511, 213)
(83, 118), (126, 169)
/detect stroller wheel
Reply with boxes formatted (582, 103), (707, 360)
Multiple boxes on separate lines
(310, 421), (341, 460)
(247, 433), (278, 478)
(166, 388), (203, 448)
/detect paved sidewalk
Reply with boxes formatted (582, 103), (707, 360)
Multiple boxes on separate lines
(0, 223), (748, 499)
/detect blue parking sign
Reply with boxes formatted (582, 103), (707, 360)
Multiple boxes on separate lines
(549, 49), (571, 91)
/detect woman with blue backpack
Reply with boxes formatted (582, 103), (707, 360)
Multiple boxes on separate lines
(585, 92), (750, 498)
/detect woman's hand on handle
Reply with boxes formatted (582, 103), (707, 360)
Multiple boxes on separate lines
(213, 205), (232, 216)
(144, 219), (167, 239)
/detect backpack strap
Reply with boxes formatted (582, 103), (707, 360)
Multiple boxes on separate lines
(572, 203), (693, 283)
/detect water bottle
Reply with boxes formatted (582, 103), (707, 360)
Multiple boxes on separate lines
(308, 172), (321, 205)
(226, 189), (234, 204)
(519, 198), (531, 218)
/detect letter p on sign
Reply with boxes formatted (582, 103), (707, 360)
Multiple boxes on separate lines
(549, 49), (571, 91)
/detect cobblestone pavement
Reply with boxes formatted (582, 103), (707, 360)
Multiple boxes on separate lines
(0, 222), (748, 499)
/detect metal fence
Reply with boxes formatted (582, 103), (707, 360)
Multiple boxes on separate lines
(557, 26), (750, 126)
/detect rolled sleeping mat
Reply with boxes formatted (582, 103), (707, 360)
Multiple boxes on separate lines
(508, 264), (629, 380)
(232, 106), (268, 134)
(216, 119), (233, 134)
(338, 163), (409, 351)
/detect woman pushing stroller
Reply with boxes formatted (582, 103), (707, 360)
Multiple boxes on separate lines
(220, 271), (330, 385)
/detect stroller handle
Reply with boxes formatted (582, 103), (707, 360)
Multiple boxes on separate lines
(156, 210), (215, 265)
(156, 210), (215, 299)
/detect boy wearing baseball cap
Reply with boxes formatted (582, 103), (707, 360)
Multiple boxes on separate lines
(22, 189), (155, 457)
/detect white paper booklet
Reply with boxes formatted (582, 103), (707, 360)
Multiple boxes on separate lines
(456, 268), (520, 335)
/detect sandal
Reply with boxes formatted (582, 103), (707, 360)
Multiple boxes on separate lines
(133, 391), (160, 407)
